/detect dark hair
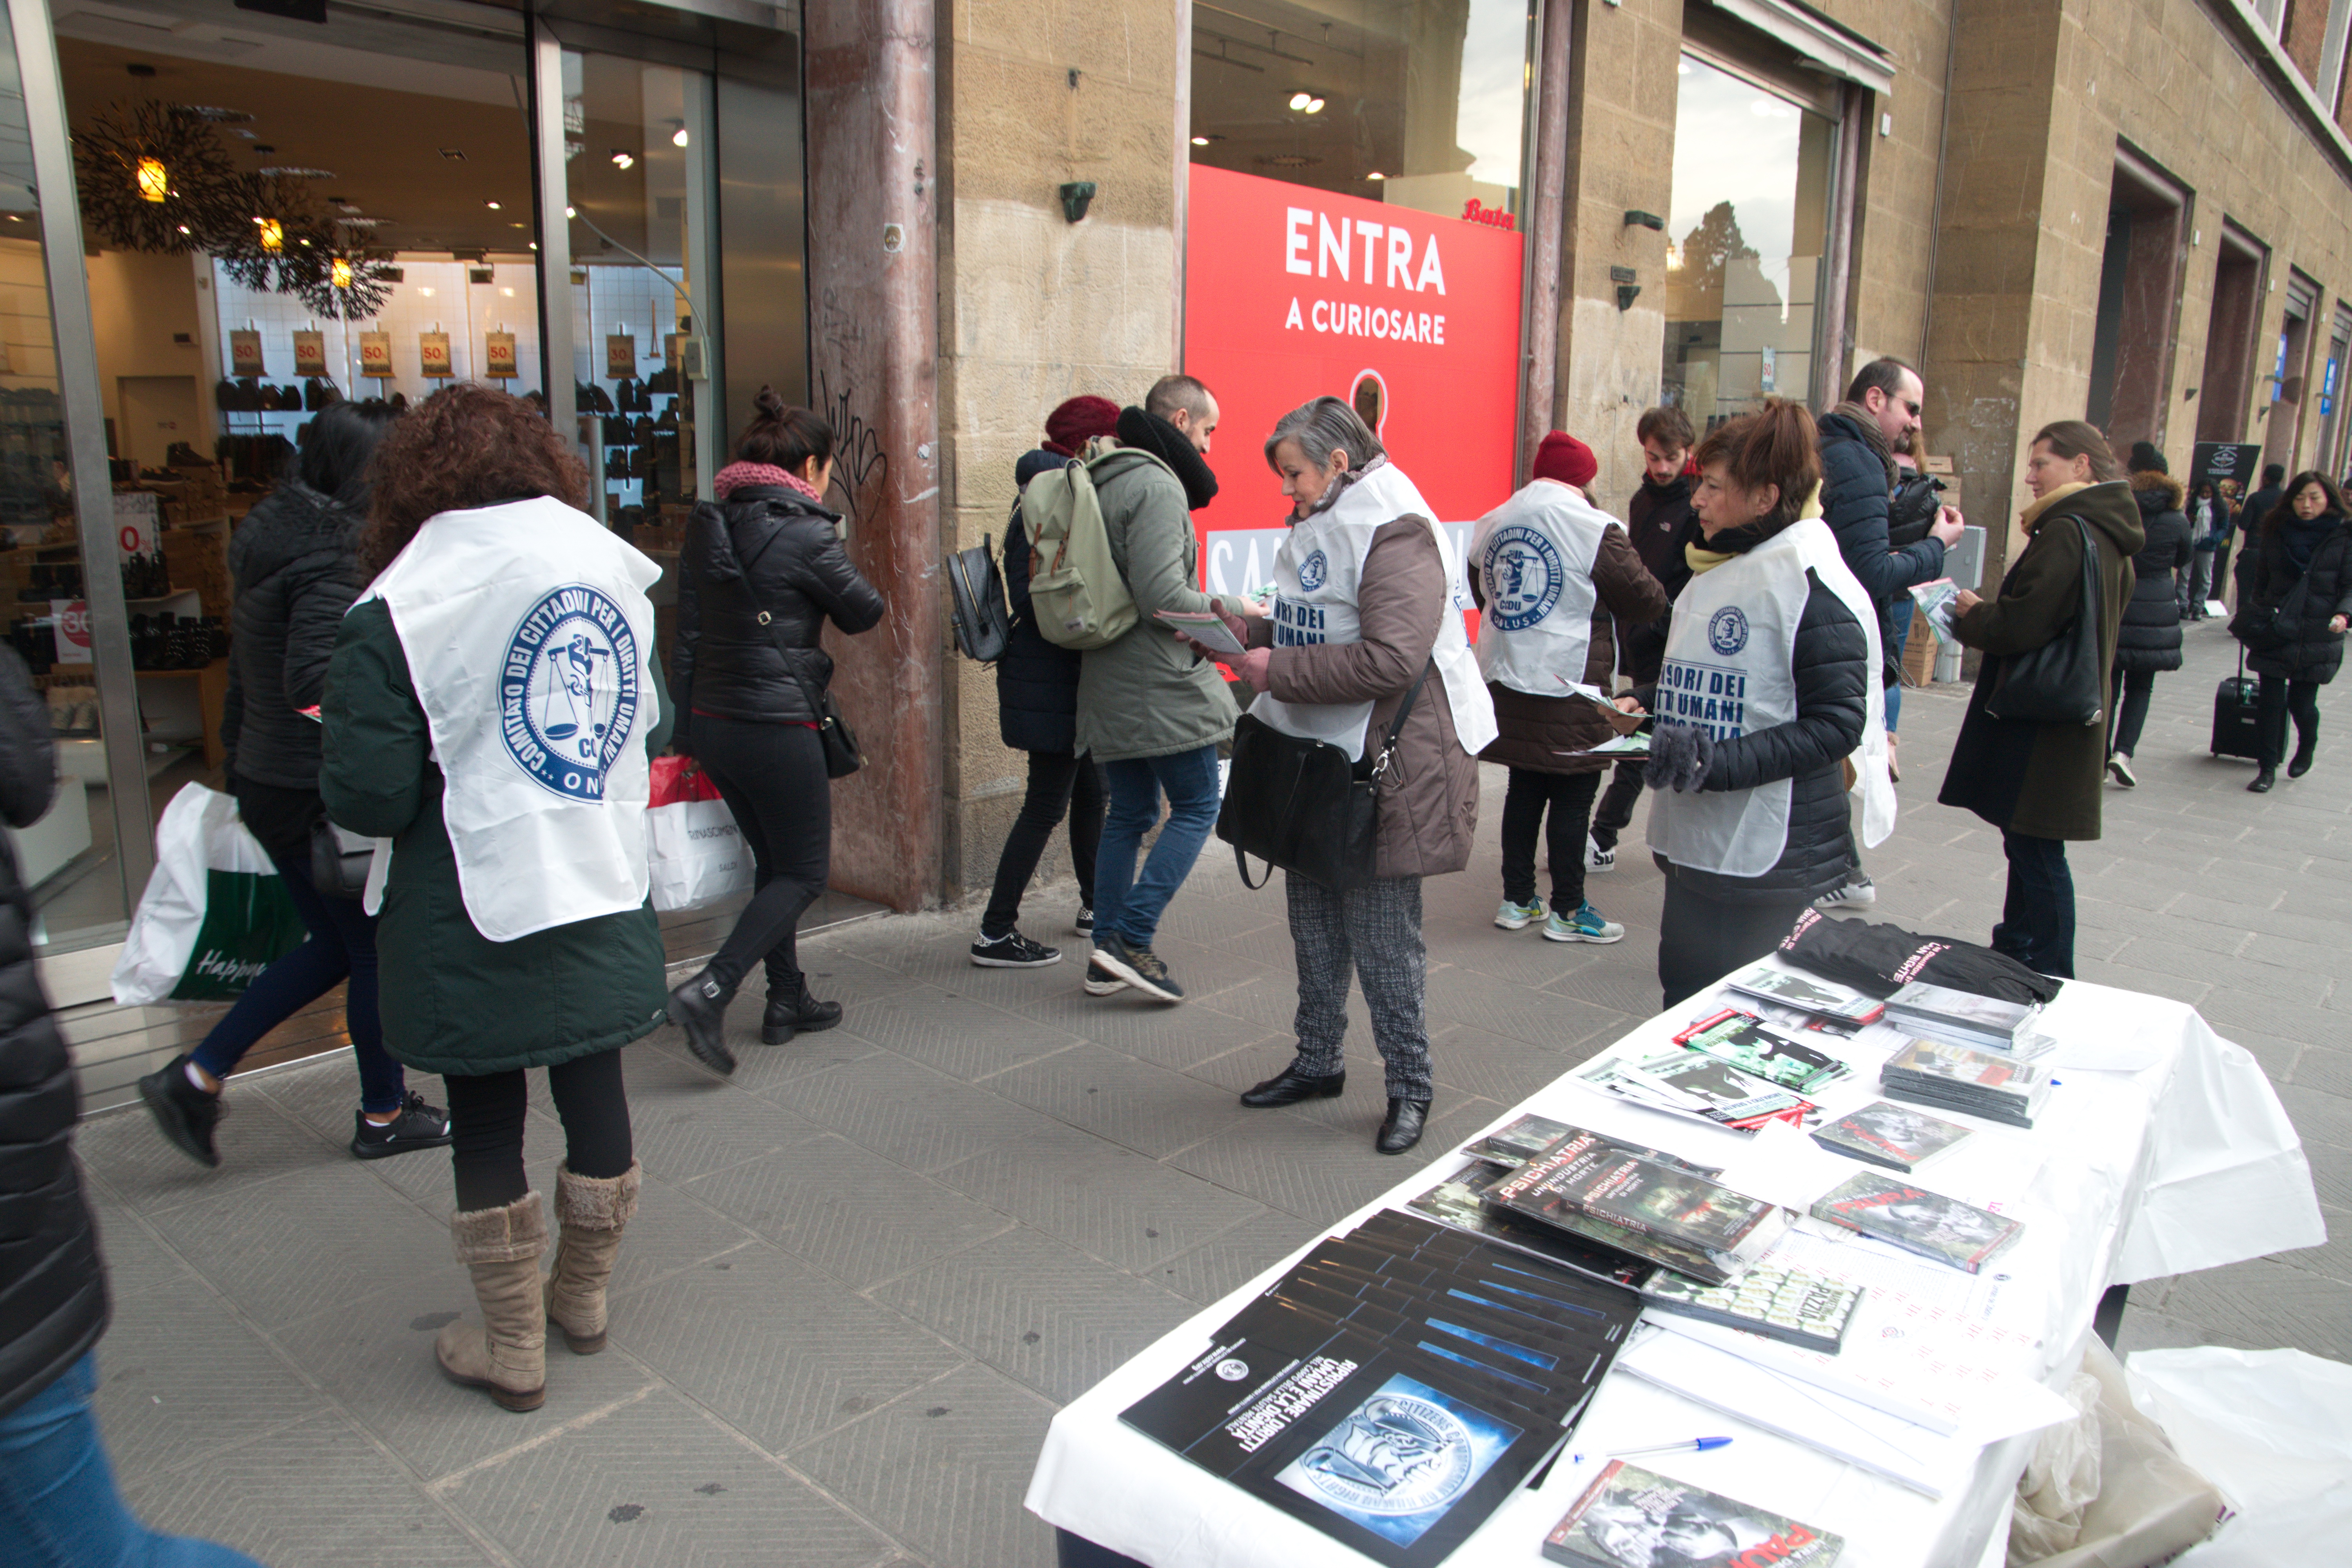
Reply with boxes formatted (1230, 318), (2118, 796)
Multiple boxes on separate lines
(1636, 405), (1695, 453)
(2264, 462), (2287, 485)
(2030, 420), (2123, 483)
(1846, 356), (1917, 405)
(2262, 470), (2347, 537)
(1145, 374), (1214, 424)
(359, 383), (589, 576)
(296, 398), (399, 509)
(1691, 398), (1820, 528)
(736, 386), (834, 470)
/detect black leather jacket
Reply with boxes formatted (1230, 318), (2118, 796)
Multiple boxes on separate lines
(670, 487), (886, 742)
(220, 479), (366, 790)
(0, 646), (103, 1419)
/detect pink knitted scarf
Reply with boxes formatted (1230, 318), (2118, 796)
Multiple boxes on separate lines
(713, 461), (823, 503)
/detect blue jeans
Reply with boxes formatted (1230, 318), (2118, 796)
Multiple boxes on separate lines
(191, 846), (399, 1114)
(1884, 602), (1912, 731)
(0, 1353), (263, 1567)
(1093, 744), (1221, 951)
(1992, 831), (2075, 979)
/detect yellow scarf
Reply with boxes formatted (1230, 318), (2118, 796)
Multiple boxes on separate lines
(2018, 481), (2092, 534)
(1686, 480), (1824, 575)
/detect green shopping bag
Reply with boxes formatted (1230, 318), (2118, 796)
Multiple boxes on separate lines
(111, 784), (309, 1005)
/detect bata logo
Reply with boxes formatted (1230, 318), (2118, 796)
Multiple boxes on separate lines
(1281, 207), (1450, 345)
(1460, 198), (1514, 231)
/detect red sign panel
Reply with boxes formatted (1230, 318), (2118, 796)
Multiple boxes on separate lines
(1183, 165), (1524, 597)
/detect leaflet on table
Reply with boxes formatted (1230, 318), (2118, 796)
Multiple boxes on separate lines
(1575, 1053), (1819, 1133)
(1674, 1009), (1853, 1094)
(1719, 965), (1887, 1027)
(1909, 578), (1962, 647)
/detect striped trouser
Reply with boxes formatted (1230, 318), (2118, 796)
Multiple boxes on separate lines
(1285, 872), (1433, 1102)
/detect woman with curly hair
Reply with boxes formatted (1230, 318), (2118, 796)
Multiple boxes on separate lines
(320, 384), (670, 1412)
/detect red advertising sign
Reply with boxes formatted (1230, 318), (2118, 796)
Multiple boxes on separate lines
(1183, 165), (1524, 598)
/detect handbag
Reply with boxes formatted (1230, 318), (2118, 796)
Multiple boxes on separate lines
(1216, 660), (1436, 892)
(944, 534), (1011, 663)
(1985, 518), (2107, 727)
(310, 817), (376, 900)
(761, 610), (864, 779)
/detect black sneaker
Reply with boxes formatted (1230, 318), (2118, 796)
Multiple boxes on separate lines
(1082, 958), (1128, 997)
(667, 971), (738, 1074)
(137, 1054), (222, 1168)
(1089, 932), (1183, 1003)
(1074, 907), (1094, 935)
(350, 1091), (454, 1160)
(970, 930), (1061, 968)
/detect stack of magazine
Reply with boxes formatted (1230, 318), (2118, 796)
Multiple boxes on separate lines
(1573, 1052), (1817, 1132)
(1483, 1129), (1791, 1286)
(1808, 1100), (1973, 1172)
(1880, 1038), (2053, 1127)
(1672, 1009), (1852, 1095)
(1720, 965), (1886, 1027)
(1544, 1461), (1845, 1567)
(1809, 1171), (2025, 1274)
(1883, 980), (2049, 1056)
(1120, 1210), (1644, 1568)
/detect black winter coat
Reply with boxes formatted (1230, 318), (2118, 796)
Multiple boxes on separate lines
(0, 648), (103, 1420)
(1618, 472), (1699, 682)
(1817, 411), (1946, 603)
(2246, 515), (2352, 684)
(220, 479), (365, 789)
(2115, 472), (2191, 675)
(996, 449), (1083, 754)
(670, 487), (886, 746)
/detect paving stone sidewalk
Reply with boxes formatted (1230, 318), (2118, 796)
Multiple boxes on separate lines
(71, 617), (2347, 1566)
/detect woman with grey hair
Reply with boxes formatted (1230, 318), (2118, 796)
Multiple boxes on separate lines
(1187, 397), (1495, 1154)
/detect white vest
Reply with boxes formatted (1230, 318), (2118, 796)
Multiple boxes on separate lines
(1646, 517), (1893, 878)
(1468, 479), (1614, 695)
(1250, 461), (1497, 760)
(358, 496), (664, 941)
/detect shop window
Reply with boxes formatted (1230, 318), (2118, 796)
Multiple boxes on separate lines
(1189, 0), (1537, 226)
(2317, 305), (2352, 476)
(1660, 52), (1837, 429)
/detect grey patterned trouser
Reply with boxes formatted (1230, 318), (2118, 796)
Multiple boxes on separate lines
(1285, 872), (1434, 1102)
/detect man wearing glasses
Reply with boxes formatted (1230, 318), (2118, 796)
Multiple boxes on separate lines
(1814, 356), (1967, 908)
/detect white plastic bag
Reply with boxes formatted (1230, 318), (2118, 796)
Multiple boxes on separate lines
(111, 784), (307, 1005)
(2128, 1345), (2352, 1564)
(645, 757), (752, 912)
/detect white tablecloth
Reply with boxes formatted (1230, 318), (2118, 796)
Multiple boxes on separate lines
(1025, 970), (2325, 1568)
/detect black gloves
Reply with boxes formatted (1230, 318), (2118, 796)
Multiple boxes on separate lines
(1646, 723), (1713, 792)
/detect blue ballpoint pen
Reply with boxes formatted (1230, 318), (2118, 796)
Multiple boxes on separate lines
(1605, 1437), (1733, 1459)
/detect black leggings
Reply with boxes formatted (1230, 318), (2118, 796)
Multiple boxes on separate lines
(1499, 768), (1602, 910)
(982, 750), (1104, 936)
(446, 1048), (633, 1212)
(2109, 665), (2157, 758)
(693, 714), (833, 995)
(2257, 675), (2321, 768)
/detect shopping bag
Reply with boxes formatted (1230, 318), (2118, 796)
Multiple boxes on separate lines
(111, 784), (309, 1005)
(646, 756), (752, 911)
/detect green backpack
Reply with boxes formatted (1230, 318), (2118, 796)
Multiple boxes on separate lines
(1023, 450), (1165, 650)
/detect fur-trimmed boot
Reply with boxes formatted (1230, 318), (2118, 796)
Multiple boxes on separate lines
(544, 1160), (640, 1355)
(436, 1191), (548, 1411)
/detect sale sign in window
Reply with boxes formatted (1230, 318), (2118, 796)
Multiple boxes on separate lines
(1183, 165), (1525, 599)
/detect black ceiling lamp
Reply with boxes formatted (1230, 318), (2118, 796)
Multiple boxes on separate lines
(73, 99), (243, 254)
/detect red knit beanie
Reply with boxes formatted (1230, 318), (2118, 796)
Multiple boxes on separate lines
(1533, 430), (1598, 489)
(1043, 395), (1121, 457)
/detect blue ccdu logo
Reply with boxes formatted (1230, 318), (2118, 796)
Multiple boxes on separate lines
(1298, 548), (1330, 592)
(1707, 604), (1751, 656)
(1483, 525), (1564, 632)
(501, 584), (641, 800)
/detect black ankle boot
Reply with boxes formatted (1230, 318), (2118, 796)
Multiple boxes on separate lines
(2249, 767), (2276, 793)
(761, 987), (843, 1046)
(1376, 1098), (1431, 1155)
(666, 970), (737, 1074)
(1239, 1063), (1345, 1108)
(2290, 738), (2317, 778)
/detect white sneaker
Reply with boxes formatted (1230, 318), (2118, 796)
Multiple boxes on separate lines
(2106, 751), (2137, 788)
(1586, 836), (1616, 872)
(1816, 877), (1876, 909)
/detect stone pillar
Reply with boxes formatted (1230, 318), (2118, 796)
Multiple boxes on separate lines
(805, 1), (944, 911)
(1519, 0), (1574, 481)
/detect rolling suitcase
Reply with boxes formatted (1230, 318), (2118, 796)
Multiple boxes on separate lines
(2212, 646), (2262, 759)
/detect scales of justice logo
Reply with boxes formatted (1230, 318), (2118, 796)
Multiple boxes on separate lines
(501, 585), (640, 801)
(1289, 1390), (1477, 1517)
(1482, 524), (1564, 631)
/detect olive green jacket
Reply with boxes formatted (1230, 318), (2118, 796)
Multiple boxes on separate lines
(318, 598), (671, 1076)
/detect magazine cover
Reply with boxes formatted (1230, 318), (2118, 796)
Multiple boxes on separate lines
(1403, 1161), (1658, 1289)
(1721, 965), (1886, 1025)
(1673, 1009), (1851, 1093)
(1463, 1112), (1580, 1167)
(1546, 1149), (1781, 1256)
(1809, 1173), (2024, 1273)
(1544, 1461), (1844, 1568)
(1809, 1100), (1972, 1172)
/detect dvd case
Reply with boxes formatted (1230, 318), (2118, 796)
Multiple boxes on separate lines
(1543, 1461), (1844, 1567)
(1808, 1173), (2024, 1274)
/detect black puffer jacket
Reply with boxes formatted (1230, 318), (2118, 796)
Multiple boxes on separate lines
(2115, 471), (2191, 675)
(1618, 471), (1699, 682)
(670, 486), (886, 744)
(997, 449), (1082, 753)
(2246, 514), (2352, 684)
(0, 647), (103, 1420)
(220, 478), (365, 788)
(1817, 410), (1945, 602)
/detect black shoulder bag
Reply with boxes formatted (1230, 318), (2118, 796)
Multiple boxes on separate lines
(1216, 659), (1436, 892)
(1985, 517), (2106, 727)
(762, 611), (864, 779)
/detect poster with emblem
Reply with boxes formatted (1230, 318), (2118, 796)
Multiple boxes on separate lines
(359, 330), (393, 378)
(606, 332), (636, 379)
(418, 331), (453, 378)
(291, 329), (327, 376)
(228, 329), (265, 377)
(484, 331), (518, 379)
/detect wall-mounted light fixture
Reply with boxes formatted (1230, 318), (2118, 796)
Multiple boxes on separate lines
(1623, 210), (1664, 231)
(1617, 284), (1642, 312)
(1060, 181), (1097, 223)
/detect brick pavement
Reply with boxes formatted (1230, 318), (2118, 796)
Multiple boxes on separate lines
(70, 616), (2347, 1566)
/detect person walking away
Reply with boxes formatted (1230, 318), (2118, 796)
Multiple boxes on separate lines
(1814, 358), (1966, 908)
(1076, 394), (1253, 1004)
(666, 390), (886, 1064)
(2182, 480), (2225, 618)
(139, 399), (450, 1168)
(2233, 472), (2352, 790)
(969, 396), (1122, 968)
(322, 385), (670, 1411)
(1589, 407), (1700, 872)
(2226, 466), (2285, 613)
(1203, 397), (1495, 1153)
(1472, 432), (1668, 942)
(2107, 446), (2191, 786)
(1937, 422), (2140, 977)
(2, 646), (262, 1566)
(1635, 400), (1889, 1008)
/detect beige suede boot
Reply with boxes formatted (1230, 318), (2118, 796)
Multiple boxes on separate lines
(435, 1191), (548, 1411)
(543, 1160), (641, 1355)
